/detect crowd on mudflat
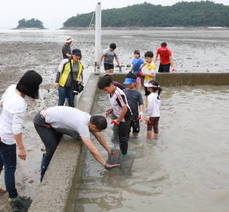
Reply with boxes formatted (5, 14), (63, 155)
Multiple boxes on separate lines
(0, 36), (173, 211)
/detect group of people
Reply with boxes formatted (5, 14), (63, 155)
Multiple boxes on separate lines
(0, 36), (166, 211)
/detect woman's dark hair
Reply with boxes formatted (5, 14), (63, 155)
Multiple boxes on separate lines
(161, 42), (167, 47)
(109, 43), (117, 50)
(134, 50), (140, 55)
(90, 115), (107, 130)
(149, 80), (162, 99)
(98, 74), (113, 89)
(144, 51), (154, 58)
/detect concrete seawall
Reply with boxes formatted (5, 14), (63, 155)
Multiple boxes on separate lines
(30, 73), (99, 212)
(30, 72), (229, 212)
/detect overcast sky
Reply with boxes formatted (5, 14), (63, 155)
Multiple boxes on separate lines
(0, 0), (228, 29)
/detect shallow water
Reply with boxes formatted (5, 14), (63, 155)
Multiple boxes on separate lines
(74, 86), (229, 212)
(0, 28), (229, 210)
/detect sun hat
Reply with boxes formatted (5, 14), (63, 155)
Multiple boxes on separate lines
(65, 36), (73, 43)
(16, 70), (42, 99)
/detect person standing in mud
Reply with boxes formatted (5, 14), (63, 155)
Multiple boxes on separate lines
(62, 36), (73, 59)
(33, 106), (119, 181)
(100, 43), (121, 73)
(155, 42), (174, 72)
(54, 48), (84, 107)
(0, 71), (42, 211)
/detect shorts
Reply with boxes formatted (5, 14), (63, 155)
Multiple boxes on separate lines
(159, 64), (170, 72)
(104, 63), (114, 71)
(144, 86), (151, 96)
(130, 119), (140, 133)
(147, 117), (160, 133)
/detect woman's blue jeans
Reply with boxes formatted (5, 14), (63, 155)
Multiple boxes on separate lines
(0, 142), (18, 198)
(58, 86), (75, 107)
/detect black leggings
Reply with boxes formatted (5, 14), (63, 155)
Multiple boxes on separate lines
(118, 121), (131, 155)
(33, 113), (62, 181)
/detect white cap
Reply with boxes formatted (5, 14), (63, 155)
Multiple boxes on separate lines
(65, 36), (73, 43)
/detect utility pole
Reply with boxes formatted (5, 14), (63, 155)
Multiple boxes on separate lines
(94, 2), (102, 73)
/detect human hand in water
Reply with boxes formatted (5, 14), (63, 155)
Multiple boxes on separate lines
(18, 148), (26, 160)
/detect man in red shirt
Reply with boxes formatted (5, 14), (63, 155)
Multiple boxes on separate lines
(155, 42), (174, 72)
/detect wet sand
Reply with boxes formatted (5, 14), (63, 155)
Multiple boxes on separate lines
(0, 28), (229, 211)
(74, 86), (229, 212)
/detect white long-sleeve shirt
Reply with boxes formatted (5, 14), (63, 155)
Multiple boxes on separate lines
(0, 85), (27, 145)
(147, 93), (160, 117)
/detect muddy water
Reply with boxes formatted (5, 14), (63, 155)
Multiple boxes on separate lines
(0, 28), (229, 210)
(74, 86), (229, 212)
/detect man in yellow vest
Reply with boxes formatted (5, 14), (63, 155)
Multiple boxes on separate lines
(54, 49), (84, 107)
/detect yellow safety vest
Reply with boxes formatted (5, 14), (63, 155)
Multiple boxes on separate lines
(59, 60), (83, 87)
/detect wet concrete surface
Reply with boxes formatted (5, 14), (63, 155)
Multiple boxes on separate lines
(0, 28), (229, 211)
(74, 86), (229, 212)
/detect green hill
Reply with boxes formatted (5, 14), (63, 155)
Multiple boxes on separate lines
(16, 18), (45, 29)
(63, 1), (229, 28)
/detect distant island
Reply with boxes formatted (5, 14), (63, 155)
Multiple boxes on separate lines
(63, 1), (229, 28)
(16, 18), (45, 29)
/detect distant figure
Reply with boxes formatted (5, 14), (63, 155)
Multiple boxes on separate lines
(34, 106), (119, 181)
(155, 42), (173, 72)
(141, 51), (157, 102)
(130, 50), (144, 89)
(123, 73), (143, 139)
(0, 71), (42, 211)
(100, 43), (121, 73)
(54, 49), (84, 107)
(145, 80), (162, 139)
(62, 36), (73, 59)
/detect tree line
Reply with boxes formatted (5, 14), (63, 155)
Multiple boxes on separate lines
(16, 18), (44, 29)
(63, 1), (229, 27)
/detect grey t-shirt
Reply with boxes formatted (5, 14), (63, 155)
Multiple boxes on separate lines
(103, 48), (117, 64)
(65, 62), (79, 87)
(62, 44), (71, 59)
(45, 106), (91, 139)
(124, 89), (143, 118)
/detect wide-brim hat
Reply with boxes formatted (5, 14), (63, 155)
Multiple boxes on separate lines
(16, 70), (43, 99)
(65, 36), (73, 43)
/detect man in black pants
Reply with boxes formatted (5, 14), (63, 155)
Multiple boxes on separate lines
(98, 75), (132, 155)
(34, 106), (119, 181)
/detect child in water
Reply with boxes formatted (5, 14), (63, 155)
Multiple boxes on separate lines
(123, 73), (143, 138)
(141, 51), (157, 103)
(130, 50), (144, 89)
(145, 80), (162, 139)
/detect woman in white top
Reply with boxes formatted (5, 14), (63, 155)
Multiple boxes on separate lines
(145, 80), (162, 139)
(0, 71), (42, 211)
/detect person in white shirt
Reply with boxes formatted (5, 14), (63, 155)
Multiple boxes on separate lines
(145, 80), (162, 139)
(98, 75), (132, 155)
(33, 106), (119, 181)
(0, 70), (42, 211)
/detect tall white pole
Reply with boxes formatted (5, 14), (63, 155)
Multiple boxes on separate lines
(95, 2), (102, 72)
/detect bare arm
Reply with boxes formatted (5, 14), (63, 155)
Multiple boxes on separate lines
(116, 105), (128, 123)
(115, 55), (121, 66)
(65, 53), (72, 59)
(14, 134), (26, 160)
(81, 137), (119, 168)
(91, 131), (111, 155)
(100, 55), (104, 65)
(170, 55), (174, 67)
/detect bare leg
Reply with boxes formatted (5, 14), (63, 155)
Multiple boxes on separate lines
(147, 131), (153, 139)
